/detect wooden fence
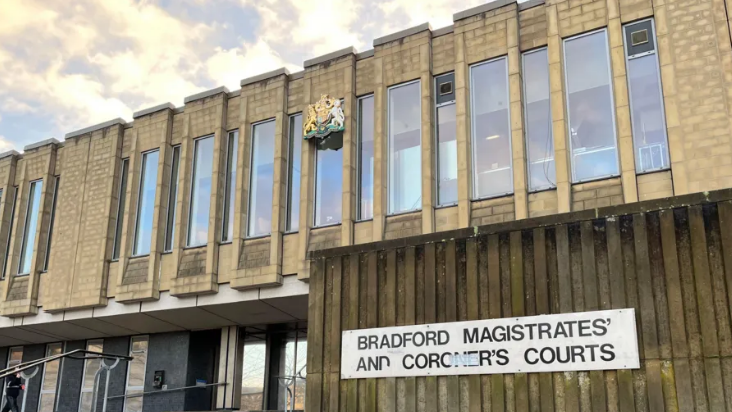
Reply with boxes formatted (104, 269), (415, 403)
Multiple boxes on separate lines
(306, 189), (732, 412)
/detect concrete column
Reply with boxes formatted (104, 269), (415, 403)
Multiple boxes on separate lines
(297, 77), (316, 280)
(546, 5), (572, 213)
(454, 31), (473, 227)
(342, 64), (358, 245)
(372, 57), (387, 240)
(420, 42), (436, 233)
(508, 13), (529, 220)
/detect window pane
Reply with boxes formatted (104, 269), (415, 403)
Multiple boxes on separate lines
(43, 177), (59, 271)
(358, 96), (375, 220)
(223, 131), (238, 242)
(113, 160), (129, 260)
(388, 82), (422, 214)
(471, 58), (513, 199)
(628, 54), (668, 172)
(315, 146), (343, 226)
(41, 343), (62, 392)
(82, 341), (103, 390)
(127, 337), (148, 389)
(241, 341), (266, 411)
(133, 151), (159, 256)
(8, 348), (22, 366)
(188, 136), (214, 246)
(38, 393), (55, 412)
(123, 391), (143, 412)
(164, 146), (180, 252)
(248, 121), (275, 237)
(523, 49), (556, 192)
(18, 180), (43, 275)
(437, 104), (458, 205)
(565, 30), (619, 182)
(2, 188), (16, 279)
(79, 392), (93, 412)
(287, 115), (302, 232)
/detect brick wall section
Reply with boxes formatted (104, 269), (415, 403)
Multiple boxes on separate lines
(307, 226), (342, 252)
(355, 57), (374, 96)
(0, 155), (17, 284)
(637, 170), (674, 201)
(571, 177), (624, 210)
(282, 233), (298, 275)
(384, 212), (422, 240)
(287, 78), (305, 114)
(554, 0), (608, 38)
(353, 221), (373, 245)
(470, 195), (516, 226)
(529, 189), (559, 217)
(435, 206), (459, 232)
(519, 5), (548, 51)
(432, 32), (455, 75)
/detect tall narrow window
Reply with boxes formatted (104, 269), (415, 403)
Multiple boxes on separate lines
(286, 115), (302, 232)
(564, 29), (619, 182)
(18, 179), (43, 275)
(314, 139), (343, 227)
(164, 146), (180, 252)
(523, 48), (556, 192)
(222, 131), (238, 242)
(276, 329), (308, 410)
(187, 136), (214, 247)
(241, 331), (267, 411)
(43, 177), (59, 271)
(435, 73), (458, 206)
(248, 120), (275, 237)
(113, 159), (129, 260)
(38, 342), (63, 412)
(1, 347), (22, 411)
(471, 57), (513, 199)
(79, 340), (103, 412)
(133, 150), (159, 256)
(357, 96), (375, 220)
(624, 19), (669, 173)
(124, 336), (149, 412)
(388, 81), (422, 214)
(2, 188), (17, 279)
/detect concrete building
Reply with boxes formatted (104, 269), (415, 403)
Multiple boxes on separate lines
(0, 0), (730, 409)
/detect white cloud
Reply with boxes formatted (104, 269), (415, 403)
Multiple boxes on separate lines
(0, 136), (17, 152)
(206, 40), (300, 90)
(2, 97), (36, 114)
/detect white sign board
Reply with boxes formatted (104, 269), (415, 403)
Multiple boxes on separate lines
(341, 309), (639, 379)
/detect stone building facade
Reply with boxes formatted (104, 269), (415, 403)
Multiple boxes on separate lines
(0, 0), (729, 410)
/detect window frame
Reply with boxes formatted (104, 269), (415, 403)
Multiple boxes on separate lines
(112, 159), (129, 261)
(521, 47), (556, 193)
(78, 339), (103, 412)
(246, 119), (276, 239)
(132, 149), (160, 257)
(285, 114), (302, 233)
(42, 176), (59, 272)
(356, 94), (375, 222)
(17, 179), (43, 276)
(164, 146), (181, 253)
(221, 130), (239, 243)
(186, 135), (215, 248)
(387, 79), (423, 216)
(562, 28), (620, 183)
(434, 73), (458, 208)
(123, 335), (149, 412)
(469, 55), (514, 200)
(38, 342), (63, 412)
(622, 18), (669, 174)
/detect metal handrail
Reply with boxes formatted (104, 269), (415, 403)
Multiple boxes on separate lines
(105, 382), (227, 400)
(0, 349), (132, 380)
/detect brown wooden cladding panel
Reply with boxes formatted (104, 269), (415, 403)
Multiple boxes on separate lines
(307, 197), (732, 412)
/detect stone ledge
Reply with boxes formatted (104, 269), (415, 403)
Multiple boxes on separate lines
(304, 46), (357, 68)
(432, 25), (455, 37)
(133, 102), (175, 119)
(290, 71), (305, 80)
(240, 68), (290, 87)
(374, 22), (431, 47)
(453, 0), (516, 22)
(23, 138), (60, 152)
(356, 49), (374, 60)
(65, 118), (127, 140)
(0, 150), (19, 160)
(183, 86), (230, 104)
(519, 0), (546, 10)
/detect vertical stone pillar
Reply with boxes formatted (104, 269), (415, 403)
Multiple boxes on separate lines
(297, 77), (316, 280)
(420, 41), (436, 234)
(267, 76), (289, 283)
(216, 326), (242, 410)
(508, 12), (529, 220)
(205, 98), (229, 287)
(372, 57), (387, 240)
(608, 0), (639, 203)
(546, 4), (572, 213)
(342, 61), (358, 245)
(454, 32), (472, 228)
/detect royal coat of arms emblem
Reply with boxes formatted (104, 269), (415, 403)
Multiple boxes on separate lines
(303, 94), (345, 140)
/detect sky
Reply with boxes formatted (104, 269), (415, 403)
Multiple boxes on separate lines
(0, 0), (496, 153)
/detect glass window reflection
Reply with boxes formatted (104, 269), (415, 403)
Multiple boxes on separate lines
(437, 103), (458, 205)
(471, 58), (513, 198)
(187, 136), (214, 246)
(113, 160), (129, 260)
(248, 121), (275, 237)
(164, 146), (180, 252)
(241, 339), (267, 411)
(358, 96), (375, 220)
(222, 131), (238, 242)
(133, 151), (158, 256)
(564, 30), (619, 182)
(18, 180), (43, 274)
(523, 48), (556, 191)
(388, 81), (422, 214)
(315, 145), (343, 227)
(287, 115), (302, 232)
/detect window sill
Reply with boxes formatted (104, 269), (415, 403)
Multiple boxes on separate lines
(355, 218), (374, 223)
(219, 241), (233, 245)
(312, 222), (342, 230)
(528, 186), (557, 195)
(183, 244), (207, 251)
(636, 167), (670, 176)
(435, 202), (458, 209)
(284, 231), (299, 235)
(572, 173), (621, 185)
(161, 250), (173, 255)
(387, 209), (422, 218)
(245, 234), (271, 241)
(471, 192), (514, 202)
(130, 254), (150, 259)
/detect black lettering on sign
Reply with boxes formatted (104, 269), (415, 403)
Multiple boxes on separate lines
(357, 356), (391, 371)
